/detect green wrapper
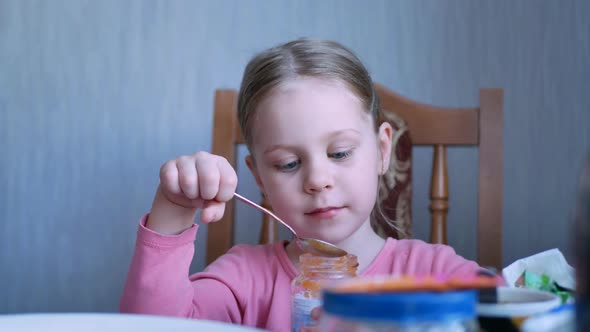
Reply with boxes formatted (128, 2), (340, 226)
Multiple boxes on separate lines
(523, 270), (574, 304)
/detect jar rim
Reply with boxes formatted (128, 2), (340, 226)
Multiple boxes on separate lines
(299, 253), (359, 273)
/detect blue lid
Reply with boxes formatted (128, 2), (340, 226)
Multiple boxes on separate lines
(322, 289), (476, 323)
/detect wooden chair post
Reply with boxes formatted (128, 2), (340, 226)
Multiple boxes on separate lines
(429, 145), (449, 244)
(207, 90), (238, 265)
(477, 88), (504, 270)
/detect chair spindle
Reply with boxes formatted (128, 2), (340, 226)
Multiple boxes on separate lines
(429, 144), (449, 244)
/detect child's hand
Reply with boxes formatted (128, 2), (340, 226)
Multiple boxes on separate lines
(147, 152), (238, 234)
(299, 307), (323, 332)
(159, 152), (237, 213)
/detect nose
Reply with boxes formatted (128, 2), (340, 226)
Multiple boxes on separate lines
(303, 159), (334, 194)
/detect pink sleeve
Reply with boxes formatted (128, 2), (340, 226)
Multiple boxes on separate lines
(393, 240), (482, 277)
(429, 244), (482, 276)
(119, 215), (244, 323)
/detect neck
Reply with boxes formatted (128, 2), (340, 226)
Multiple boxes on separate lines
(334, 220), (386, 272)
(286, 221), (386, 273)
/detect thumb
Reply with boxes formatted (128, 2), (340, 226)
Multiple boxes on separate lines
(200, 201), (226, 223)
(310, 306), (323, 321)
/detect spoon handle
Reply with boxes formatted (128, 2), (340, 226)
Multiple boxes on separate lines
(233, 193), (298, 236)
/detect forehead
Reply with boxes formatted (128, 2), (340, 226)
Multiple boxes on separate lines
(250, 77), (372, 150)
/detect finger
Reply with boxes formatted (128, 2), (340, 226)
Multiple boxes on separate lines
(310, 307), (323, 321)
(195, 153), (220, 201)
(200, 201), (226, 223)
(177, 156), (199, 199)
(215, 157), (238, 202)
(160, 160), (181, 195)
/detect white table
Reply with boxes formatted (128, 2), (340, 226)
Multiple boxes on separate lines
(0, 313), (265, 331)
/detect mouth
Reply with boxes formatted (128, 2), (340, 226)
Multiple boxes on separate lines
(305, 206), (344, 219)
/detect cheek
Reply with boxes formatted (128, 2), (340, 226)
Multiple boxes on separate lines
(257, 171), (299, 207)
(351, 170), (379, 197)
(350, 173), (379, 217)
(346, 149), (381, 194)
(356, 141), (382, 172)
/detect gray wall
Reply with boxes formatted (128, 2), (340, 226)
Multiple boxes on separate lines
(1, 0), (588, 313)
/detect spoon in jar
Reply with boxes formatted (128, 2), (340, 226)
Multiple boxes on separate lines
(233, 192), (348, 257)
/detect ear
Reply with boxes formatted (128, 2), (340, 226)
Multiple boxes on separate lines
(377, 122), (394, 175)
(245, 155), (266, 194)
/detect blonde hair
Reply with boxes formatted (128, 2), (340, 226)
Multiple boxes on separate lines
(237, 38), (402, 238)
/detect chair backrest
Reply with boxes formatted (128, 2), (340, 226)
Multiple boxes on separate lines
(375, 84), (504, 269)
(207, 85), (504, 270)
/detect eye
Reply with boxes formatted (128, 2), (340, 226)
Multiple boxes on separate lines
(328, 150), (353, 160)
(276, 160), (301, 171)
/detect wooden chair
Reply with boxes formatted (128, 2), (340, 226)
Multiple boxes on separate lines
(374, 84), (504, 270)
(207, 85), (504, 269)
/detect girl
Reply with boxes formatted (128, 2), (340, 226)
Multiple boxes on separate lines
(120, 38), (480, 331)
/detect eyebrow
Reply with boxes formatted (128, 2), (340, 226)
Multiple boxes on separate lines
(262, 128), (362, 155)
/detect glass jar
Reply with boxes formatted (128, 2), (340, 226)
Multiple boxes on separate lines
(319, 288), (479, 332)
(291, 253), (358, 332)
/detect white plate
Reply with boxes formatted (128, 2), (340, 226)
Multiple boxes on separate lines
(477, 287), (561, 317)
(0, 313), (266, 332)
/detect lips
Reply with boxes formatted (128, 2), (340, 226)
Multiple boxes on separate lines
(305, 206), (343, 219)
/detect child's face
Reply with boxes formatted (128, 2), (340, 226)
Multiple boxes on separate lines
(247, 77), (391, 245)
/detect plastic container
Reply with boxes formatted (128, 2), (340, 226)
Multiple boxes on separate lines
(291, 253), (357, 332)
(521, 304), (575, 332)
(319, 286), (478, 332)
(476, 286), (562, 331)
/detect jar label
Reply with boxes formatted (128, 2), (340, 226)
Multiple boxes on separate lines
(292, 294), (321, 332)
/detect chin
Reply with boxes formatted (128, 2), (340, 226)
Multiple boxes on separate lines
(315, 230), (356, 245)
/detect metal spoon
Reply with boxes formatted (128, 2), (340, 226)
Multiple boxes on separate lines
(233, 192), (348, 257)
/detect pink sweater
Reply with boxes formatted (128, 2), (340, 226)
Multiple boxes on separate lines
(120, 216), (480, 331)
